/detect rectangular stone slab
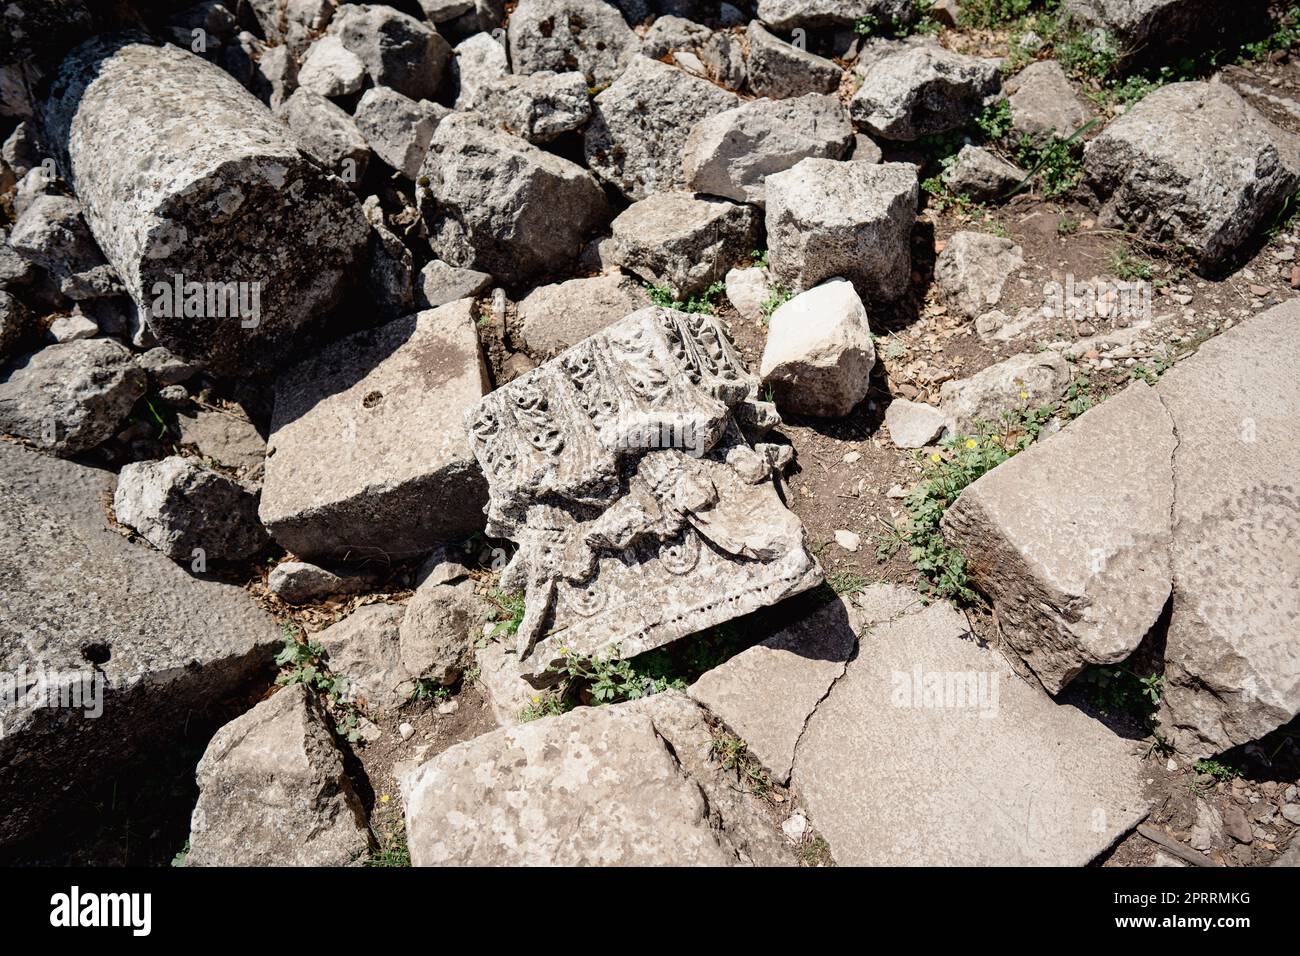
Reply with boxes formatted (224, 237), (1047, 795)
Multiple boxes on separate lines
(792, 589), (1150, 865)
(464, 306), (821, 680)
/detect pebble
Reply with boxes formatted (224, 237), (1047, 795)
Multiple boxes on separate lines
(842, 451), (862, 465)
(438, 700), (459, 716)
(399, 722), (415, 741)
(834, 529), (861, 552)
(1281, 804), (1300, 826)
(781, 810), (808, 843)
(1223, 804), (1253, 844)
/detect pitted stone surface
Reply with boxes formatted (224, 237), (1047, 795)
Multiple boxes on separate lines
(41, 37), (369, 374)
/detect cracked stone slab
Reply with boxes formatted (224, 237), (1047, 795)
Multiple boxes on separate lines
(404, 698), (739, 865)
(464, 306), (822, 681)
(941, 381), (1175, 695)
(791, 588), (1150, 865)
(0, 441), (281, 849)
(1154, 300), (1300, 758)
(689, 595), (859, 784)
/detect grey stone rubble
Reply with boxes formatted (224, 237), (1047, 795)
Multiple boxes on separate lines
(942, 144), (1026, 202)
(327, 4), (451, 101)
(745, 21), (842, 99)
(185, 684), (373, 867)
(1005, 59), (1091, 146)
(0, 441), (281, 849)
(465, 307), (822, 680)
(259, 300), (490, 562)
(939, 350), (1073, 435)
(934, 231), (1026, 320)
(682, 93), (854, 207)
(759, 278), (876, 418)
(508, 0), (639, 86)
(267, 560), (379, 606)
(468, 71), (592, 144)
(114, 455), (267, 563)
(1083, 80), (1300, 275)
(608, 192), (759, 299)
(885, 397), (947, 448)
(354, 88), (444, 181)
(517, 272), (650, 358)
(41, 37), (369, 375)
(851, 45), (1000, 141)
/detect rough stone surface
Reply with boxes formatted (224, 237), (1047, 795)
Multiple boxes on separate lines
(41, 38), (369, 375)
(1083, 80), (1300, 275)
(267, 561), (378, 605)
(756, 0), (909, 30)
(934, 231), (1025, 319)
(1154, 302), (1300, 758)
(765, 158), (917, 299)
(326, 4), (451, 101)
(469, 70), (591, 144)
(275, 88), (370, 184)
(260, 301), (490, 562)
(885, 397), (947, 448)
(0, 441), (280, 848)
(1005, 60), (1090, 145)
(0, 338), (145, 457)
(1062, 0), (1252, 72)
(465, 307), (821, 678)
(399, 571), (479, 688)
(246, 0), (335, 55)
(682, 93), (854, 207)
(746, 22), (842, 99)
(941, 382), (1176, 694)
(361, 198), (416, 319)
(8, 193), (105, 283)
(507, 0), (639, 85)
(609, 192), (759, 299)
(186, 684), (372, 866)
(420, 113), (608, 284)
(941, 144), (1026, 202)
(725, 266), (773, 323)
(518, 272), (649, 358)
(317, 603), (411, 712)
(416, 259), (491, 309)
(0, 290), (33, 362)
(114, 455), (267, 563)
(689, 595), (857, 783)
(792, 587), (1150, 864)
(296, 34), (366, 97)
(405, 700), (741, 865)
(584, 55), (740, 200)
(451, 31), (508, 108)
(850, 45), (1000, 141)
(175, 407), (266, 480)
(355, 88), (445, 181)
(760, 278), (876, 418)
(938, 350), (1073, 434)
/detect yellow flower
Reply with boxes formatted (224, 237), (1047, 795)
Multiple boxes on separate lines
(380, 794), (390, 804)
(964, 439), (977, 449)
(1019, 390), (1029, 400)
(989, 434), (1000, 442)
(930, 453), (942, 463)
(530, 694), (541, 703)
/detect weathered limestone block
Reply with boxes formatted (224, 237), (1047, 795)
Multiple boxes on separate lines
(326, 4), (452, 101)
(1062, 0), (1261, 73)
(468, 71), (591, 144)
(354, 87), (445, 180)
(941, 382), (1176, 694)
(518, 272), (649, 358)
(1083, 80), (1300, 275)
(507, 0), (639, 86)
(682, 93), (854, 207)
(756, 0), (910, 30)
(745, 22), (842, 99)
(584, 55), (740, 200)
(941, 144), (1026, 202)
(259, 301), (490, 562)
(608, 192), (759, 299)
(1154, 302), (1300, 758)
(419, 113), (608, 284)
(0, 442), (281, 849)
(316, 603), (412, 713)
(41, 37), (369, 374)
(186, 684), (373, 866)
(934, 231), (1025, 320)
(464, 307), (822, 680)
(1005, 59), (1091, 146)
(850, 45), (1000, 141)
(404, 694), (780, 865)
(938, 350), (1073, 434)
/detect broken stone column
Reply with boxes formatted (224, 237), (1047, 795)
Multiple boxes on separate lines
(464, 307), (822, 680)
(41, 36), (370, 374)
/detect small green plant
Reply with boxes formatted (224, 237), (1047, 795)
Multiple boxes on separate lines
(976, 98), (1014, 143)
(852, 13), (880, 36)
(487, 588), (526, 640)
(519, 691), (570, 722)
(750, 248), (769, 269)
(1076, 665), (1163, 719)
(958, 0), (1037, 29)
(1062, 374), (1095, 419)
(759, 284), (793, 323)
(275, 623), (339, 696)
(366, 828), (411, 867)
(557, 645), (687, 703)
(1056, 26), (1119, 82)
(799, 835), (834, 867)
(645, 280), (727, 315)
(409, 678), (451, 704)
(711, 733), (771, 796)
(1057, 215), (1080, 236)
(1012, 133), (1086, 199)
(1241, 5), (1300, 61)
(1129, 356), (1173, 385)
(1193, 758), (1241, 782)
(1108, 245), (1154, 281)
(986, 220), (1011, 240)
(826, 569), (870, 598)
(170, 840), (190, 867)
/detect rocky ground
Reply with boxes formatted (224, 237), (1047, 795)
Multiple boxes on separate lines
(1, 0), (1298, 868)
